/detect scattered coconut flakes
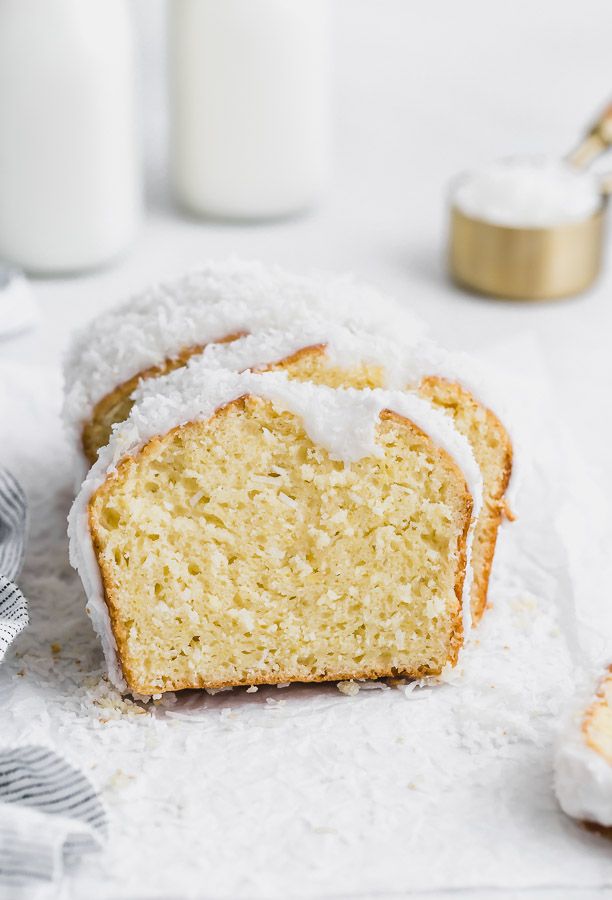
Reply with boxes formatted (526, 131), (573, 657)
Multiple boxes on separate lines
(401, 682), (435, 700)
(337, 681), (360, 696)
(87, 678), (150, 718)
(246, 685), (258, 693)
(92, 695), (149, 719)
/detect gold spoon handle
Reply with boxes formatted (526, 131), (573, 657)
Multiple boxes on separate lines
(567, 101), (612, 168)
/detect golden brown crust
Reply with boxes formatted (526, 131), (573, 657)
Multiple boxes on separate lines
(255, 343), (329, 372)
(419, 375), (513, 624)
(582, 665), (612, 764)
(473, 439), (513, 622)
(82, 332), (246, 464)
(127, 666), (438, 695)
(471, 506), (503, 619)
(90, 397), (472, 695)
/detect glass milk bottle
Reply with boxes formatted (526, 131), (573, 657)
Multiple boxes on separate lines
(0, 0), (141, 274)
(169, 0), (331, 220)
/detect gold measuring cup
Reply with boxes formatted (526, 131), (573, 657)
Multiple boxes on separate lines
(449, 104), (612, 300)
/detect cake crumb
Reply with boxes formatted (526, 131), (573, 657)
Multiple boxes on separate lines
(51, 642), (61, 655)
(337, 680), (360, 696)
(246, 685), (258, 693)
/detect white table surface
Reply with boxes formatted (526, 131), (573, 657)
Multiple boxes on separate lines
(2, 1), (612, 897)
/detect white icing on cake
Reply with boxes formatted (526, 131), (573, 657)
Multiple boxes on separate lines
(555, 668), (612, 827)
(62, 259), (426, 447)
(68, 369), (483, 693)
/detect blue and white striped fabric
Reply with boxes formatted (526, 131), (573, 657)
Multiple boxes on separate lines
(0, 466), (27, 580)
(0, 467), (28, 661)
(0, 468), (107, 890)
(0, 746), (107, 889)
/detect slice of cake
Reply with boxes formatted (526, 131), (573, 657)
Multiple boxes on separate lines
(555, 667), (612, 828)
(68, 369), (482, 695)
(130, 324), (513, 624)
(62, 260), (425, 465)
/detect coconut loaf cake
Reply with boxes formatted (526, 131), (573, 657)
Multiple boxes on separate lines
(68, 369), (483, 695)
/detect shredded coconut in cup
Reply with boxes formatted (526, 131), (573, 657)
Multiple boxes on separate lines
(452, 157), (602, 228)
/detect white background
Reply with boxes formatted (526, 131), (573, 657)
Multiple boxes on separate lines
(2, 2), (612, 897)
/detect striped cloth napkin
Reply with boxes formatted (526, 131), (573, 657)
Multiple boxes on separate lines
(0, 468), (28, 660)
(0, 748), (108, 894)
(0, 468), (107, 893)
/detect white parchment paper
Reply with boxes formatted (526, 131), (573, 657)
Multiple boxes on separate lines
(1, 334), (611, 899)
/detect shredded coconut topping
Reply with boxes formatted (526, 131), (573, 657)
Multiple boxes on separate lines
(62, 259), (426, 446)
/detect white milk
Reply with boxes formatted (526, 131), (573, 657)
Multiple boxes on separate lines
(169, 0), (332, 220)
(0, 0), (141, 274)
